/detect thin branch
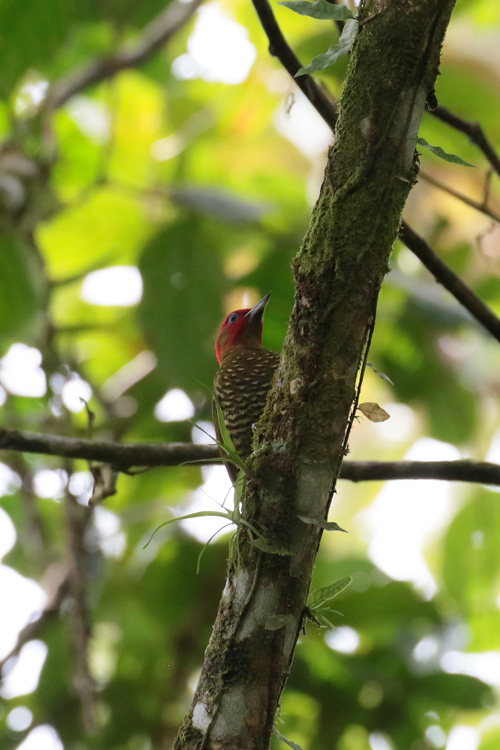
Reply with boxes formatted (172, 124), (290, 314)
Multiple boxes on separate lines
(0, 427), (216, 467)
(419, 170), (500, 224)
(343, 459), (500, 484)
(251, 0), (338, 128)
(0, 427), (499, 484)
(431, 105), (500, 179)
(399, 221), (500, 343)
(45, 0), (204, 111)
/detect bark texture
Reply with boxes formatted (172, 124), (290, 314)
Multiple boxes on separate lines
(174, 1), (457, 748)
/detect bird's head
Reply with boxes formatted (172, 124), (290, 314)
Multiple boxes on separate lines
(215, 293), (271, 365)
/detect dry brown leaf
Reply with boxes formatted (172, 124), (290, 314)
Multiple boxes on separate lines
(358, 401), (390, 422)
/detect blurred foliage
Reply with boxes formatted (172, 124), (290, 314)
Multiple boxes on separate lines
(0, 1), (500, 749)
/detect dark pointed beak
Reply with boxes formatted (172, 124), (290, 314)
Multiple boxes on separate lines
(245, 292), (271, 322)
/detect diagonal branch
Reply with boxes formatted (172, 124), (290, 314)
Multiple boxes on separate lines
(399, 221), (500, 343)
(0, 573), (70, 674)
(431, 105), (500, 179)
(250, 0), (500, 348)
(419, 170), (500, 224)
(251, 0), (338, 128)
(45, 0), (204, 111)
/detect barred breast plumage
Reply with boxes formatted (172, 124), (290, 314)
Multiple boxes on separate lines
(213, 293), (279, 482)
(214, 347), (280, 464)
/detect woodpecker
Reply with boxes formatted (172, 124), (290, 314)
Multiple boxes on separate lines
(214, 293), (279, 481)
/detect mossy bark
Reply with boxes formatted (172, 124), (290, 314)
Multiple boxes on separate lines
(174, 1), (456, 748)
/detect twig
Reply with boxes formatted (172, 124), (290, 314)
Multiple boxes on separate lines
(9, 454), (51, 567)
(399, 221), (500, 343)
(431, 105), (500, 179)
(342, 312), (377, 459)
(251, 0), (338, 129)
(0, 427), (499, 484)
(0, 574), (70, 674)
(45, 0), (204, 111)
(419, 170), (500, 224)
(483, 169), (493, 205)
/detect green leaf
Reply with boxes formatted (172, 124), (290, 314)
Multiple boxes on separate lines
(442, 491), (500, 649)
(145, 505), (265, 552)
(0, 0), (86, 94)
(312, 611), (336, 629)
(39, 186), (150, 277)
(418, 672), (493, 710)
(480, 727), (500, 750)
(233, 470), (247, 507)
(298, 515), (347, 532)
(417, 137), (475, 167)
(138, 219), (225, 390)
(296, 19), (358, 76)
(213, 397), (249, 476)
(279, 0), (354, 21)
(197, 524), (233, 574)
(144, 510), (234, 548)
(251, 537), (292, 556)
(274, 727), (305, 750)
(308, 576), (353, 608)
(0, 231), (47, 343)
(367, 362), (394, 385)
(170, 185), (272, 225)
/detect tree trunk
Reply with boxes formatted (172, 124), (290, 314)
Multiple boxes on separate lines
(174, 1), (457, 747)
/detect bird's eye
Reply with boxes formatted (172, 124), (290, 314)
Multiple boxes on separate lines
(228, 313), (239, 324)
